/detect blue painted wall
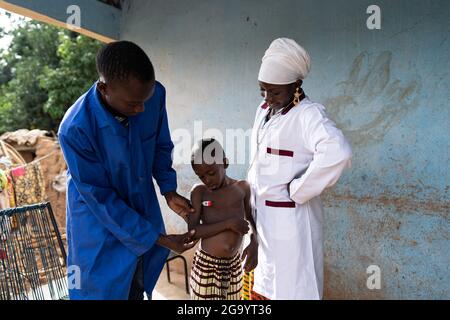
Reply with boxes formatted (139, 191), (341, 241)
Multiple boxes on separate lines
(120, 0), (449, 299)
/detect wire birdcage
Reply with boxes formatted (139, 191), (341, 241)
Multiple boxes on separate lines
(0, 202), (68, 300)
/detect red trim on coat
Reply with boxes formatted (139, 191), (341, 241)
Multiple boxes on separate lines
(265, 200), (296, 208)
(266, 147), (294, 157)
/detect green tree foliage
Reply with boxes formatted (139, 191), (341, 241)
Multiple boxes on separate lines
(0, 20), (102, 134)
(40, 33), (100, 121)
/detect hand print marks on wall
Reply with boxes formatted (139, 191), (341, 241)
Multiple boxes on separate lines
(325, 51), (421, 146)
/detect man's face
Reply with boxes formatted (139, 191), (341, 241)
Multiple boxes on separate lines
(259, 81), (296, 111)
(192, 161), (227, 191)
(98, 76), (155, 117)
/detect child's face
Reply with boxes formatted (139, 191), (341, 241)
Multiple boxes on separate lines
(192, 161), (227, 191)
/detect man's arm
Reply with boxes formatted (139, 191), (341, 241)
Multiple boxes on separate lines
(156, 230), (196, 254)
(164, 191), (194, 222)
(187, 185), (203, 233)
(60, 127), (195, 255)
(188, 185), (249, 241)
(59, 128), (159, 257)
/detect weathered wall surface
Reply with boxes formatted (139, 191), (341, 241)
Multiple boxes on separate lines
(120, 0), (449, 299)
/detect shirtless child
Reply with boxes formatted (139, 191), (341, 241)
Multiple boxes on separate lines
(188, 138), (258, 300)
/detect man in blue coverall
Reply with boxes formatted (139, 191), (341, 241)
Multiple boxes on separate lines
(58, 41), (196, 300)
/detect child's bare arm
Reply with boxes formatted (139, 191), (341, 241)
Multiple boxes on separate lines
(240, 180), (258, 272)
(241, 181), (257, 236)
(189, 185), (248, 241)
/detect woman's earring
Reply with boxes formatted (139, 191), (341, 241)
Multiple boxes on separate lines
(293, 87), (301, 105)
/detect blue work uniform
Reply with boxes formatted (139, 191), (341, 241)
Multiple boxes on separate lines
(58, 81), (176, 299)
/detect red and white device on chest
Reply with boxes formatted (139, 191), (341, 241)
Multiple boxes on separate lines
(202, 201), (213, 207)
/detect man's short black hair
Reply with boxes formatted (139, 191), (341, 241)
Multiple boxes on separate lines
(96, 40), (155, 83)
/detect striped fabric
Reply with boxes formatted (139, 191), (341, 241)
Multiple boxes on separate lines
(241, 271), (253, 300)
(190, 249), (243, 300)
(241, 271), (270, 300)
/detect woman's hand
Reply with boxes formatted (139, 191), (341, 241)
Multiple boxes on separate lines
(226, 217), (250, 235)
(241, 236), (258, 272)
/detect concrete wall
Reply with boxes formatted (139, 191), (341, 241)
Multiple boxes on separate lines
(120, 0), (449, 299)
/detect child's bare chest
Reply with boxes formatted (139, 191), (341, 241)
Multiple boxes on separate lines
(201, 186), (245, 224)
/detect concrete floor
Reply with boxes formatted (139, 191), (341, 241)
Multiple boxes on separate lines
(153, 265), (190, 300)
(27, 267), (191, 300)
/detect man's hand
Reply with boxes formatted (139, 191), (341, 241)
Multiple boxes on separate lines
(157, 230), (197, 254)
(241, 235), (258, 272)
(226, 217), (250, 235)
(164, 191), (195, 222)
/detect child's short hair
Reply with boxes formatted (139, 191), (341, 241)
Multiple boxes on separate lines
(191, 138), (226, 165)
(96, 41), (155, 83)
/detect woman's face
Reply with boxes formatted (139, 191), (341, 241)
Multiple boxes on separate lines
(259, 81), (296, 111)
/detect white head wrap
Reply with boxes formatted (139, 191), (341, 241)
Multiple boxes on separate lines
(258, 38), (311, 85)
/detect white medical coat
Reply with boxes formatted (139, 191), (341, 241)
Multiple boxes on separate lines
(247, 97), (352, 299)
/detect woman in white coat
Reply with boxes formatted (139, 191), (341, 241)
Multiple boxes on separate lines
(246, 38), (352, 300)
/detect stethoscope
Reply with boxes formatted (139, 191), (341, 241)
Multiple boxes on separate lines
(248, 89), (306, 174)
(246, 90), (306, 225)
(247, 99), (292, 175)
(246, 98), (289, 226)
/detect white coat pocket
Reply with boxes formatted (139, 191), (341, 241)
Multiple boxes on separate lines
(261, 147), (294, 183)
(264, 201), (297, 241)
